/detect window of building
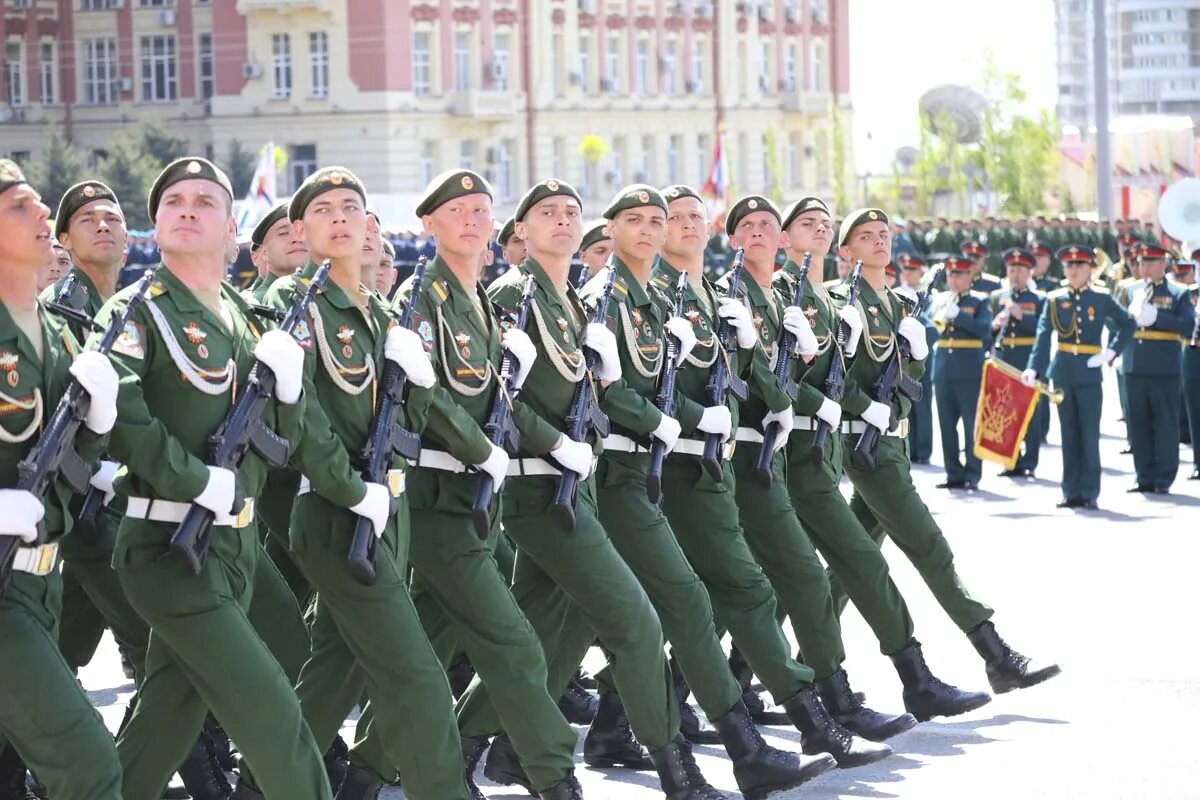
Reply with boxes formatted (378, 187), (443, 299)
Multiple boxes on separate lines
(38, 41), (54, 105)
(810, 40), (826, 92)
(639, 134), (653, 182)
(454, 32), (470, 91)
(697, 134), (710, 185)
(139, 0), (175, 6)
(288, 144), (317, 191)
(198, 33), (213, 99)
(418, 141), (434, 188)
(604, 35), (620, 90)
(667, 135), (681, 184)
(140, 35), (177, 102)
(610, 135), (624, 186)
(309, 32), (328, 98)
(662, 40), (678, 95)
(552, 32), (565, 96)
(784, 43), (798, 90)
(498, 140), (515, 201)
(634, 39), (649, 95)
(577, 35), (590, 91)
(271, 33), (291, 99)
(691, 38), (705, 91)
(460, 140), (473, 170)
(551, 137), (566, 182)
(493, 32), (510, 91)
(81, 0), (121, 8)
(82, 38), (116, 105)
(5, 42), (23, 106)
(759, 41), (772, 92)
(413, 31), (432, 97)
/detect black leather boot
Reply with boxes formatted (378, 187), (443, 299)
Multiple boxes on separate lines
(582, 691), (654, 770)
(538, 774), (584, 799)
(176, 733), (232, 800)
(816, 668), (918, 742)
(967, 621), (1062, 694)
(558, 676), (599, 725)
(889, 641), (991, 721)
(648, 735), (728, 800)
(324, 734), (350, 793)
(229, 782), (264, 800)
(204, 714), (237, 772)
(674, 670), (721, 745)
(0, 744), (33, 800)
(729, 647), (789, 725)
(448, 659), (477, 698)
(483, 733), (535, 795)
(332, 763), (382, 800)
(782, 685), (892, 768)
(461, 735), (490, 800)
(712, 700), (835, 800)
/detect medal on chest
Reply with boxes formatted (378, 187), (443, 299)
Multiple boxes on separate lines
(337, 325), (355, 358)
(631, 307), (643, 328)
(182, 321), (209, 359)
(455, 329), (472, 359)
(0, 351), (18, 387)
(556, 316), (570, 344)
(868, 306), (880, 326)
(1087, 306), (1095, 322)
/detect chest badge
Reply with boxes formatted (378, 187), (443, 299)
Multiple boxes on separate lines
(631, 307), (643, 327)
(868, 306), (880, 325)
(752, 311), (764, 331)
(803, 304), (818, 322)
(556, 316), (570, 343)
(183, 322), (209, 359)
(1087, 306), (1095, 322)
(1060, 301), (1071, 310)
(0, 351), (18, 387)
(337, 325), (355, 358)
(455, 329), (472, 359)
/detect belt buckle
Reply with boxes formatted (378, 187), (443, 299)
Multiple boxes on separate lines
(36, 542), (58, 575)
(387, 468), (405, 497)
(234, 499), (255, 529)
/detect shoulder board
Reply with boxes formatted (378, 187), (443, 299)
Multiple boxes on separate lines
(650, 274), (671, 292)
(1089, 285), (1110, 295)
(612, 277), (630, 298)
(426, 278), (451, 307)
(1047, 287), (1069, 299)
(969, 290), (989, 301)
(148, 280), (167, 298)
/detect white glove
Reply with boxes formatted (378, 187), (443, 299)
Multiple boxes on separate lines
(1134, 302), (1158, 327)
(348, 482), (391, 538)
(697, 405), (732, 441)
(943, 302), (960, 321)
(89, 460), (120, 506)
(816, 396), (842, 429)
(385, 326), (436, 389)
(860, 401), (893, 434)
(1021, 369), (1038, 388)
(897, 317), (929, 360)
(762, 409), (793, 452)
(502, 328), (537, 390)
(664, 317), (697, 365)
(782, 306), (819, 357)
(193, 466), (237, 523)
(584, 322), (621, 382)
(1086, 348), (1115, 368)
(651, 415), (681, 452)
(552, 435), (594, 479)
(894, 285), (918, 303)
(836, 305), (864, 358)
(992, 308), (1010, 330)
(69, 351), (119, 435)
(717, 297), (757, 349)
(0, 489), (44, 543)
(474, 444), (510, 494)
(254, 329), (304, 404)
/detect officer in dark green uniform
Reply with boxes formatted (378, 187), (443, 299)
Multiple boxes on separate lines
(97, 158), (331, 799)
(990, 248), (1047, 478)
(835, 208), (1060, 696)
(0, 160), (123, 800)
(392, 170), (582, 800)
(1119, 244), (1194, 493)
(930, 255), (992, 490)
(245, 201), (305, 304)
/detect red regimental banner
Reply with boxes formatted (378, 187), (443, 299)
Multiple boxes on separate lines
(973, 359), (1040, 469)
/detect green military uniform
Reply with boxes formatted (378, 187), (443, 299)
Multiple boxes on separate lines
(392, 171), (578, 794)
(99, 158), (330, 799)
(989, 255), (1047, 475)
(1028, 247), (1135, 506)
(0, 284), (122, 797)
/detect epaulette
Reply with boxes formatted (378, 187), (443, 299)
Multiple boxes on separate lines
(426, 277), (451, 307)
(650, 274), (672, 293)
(1047, 286), (1070, 299)
(1088, 284), (1110, 295)
(147, 279), (167, 298)
(612, 276), (630, 298)
(969, 290), (989, 301)
(828, 284), (849, 301)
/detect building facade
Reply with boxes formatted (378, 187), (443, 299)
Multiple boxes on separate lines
(2, 0), (852, 220)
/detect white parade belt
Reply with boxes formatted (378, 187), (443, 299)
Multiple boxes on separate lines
(125, 497), (255, 529)
(11, 542), (59, 576)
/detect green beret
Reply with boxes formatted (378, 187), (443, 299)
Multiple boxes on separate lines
(514, 178), (582, 223)
(415, 169), (492, 217)
(147, 157), (233, 221)
(781, 196), (830, 231)
(289, 166), (367, 222)
(603, 184), (667, 220)
(497, 217), (518, 248)
(837, 207), (889, 247)
(580, 219), (611, 253)
(250, 201), (290, 250)
(55, 180), (120, 240)
(725, 195), (780, 236)
(660, 184), (703, 204)
(0, 159), (27, 198)
(381, 239), (395, 260)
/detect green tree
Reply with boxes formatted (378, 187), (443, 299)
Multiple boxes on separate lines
(222, 139), (258, 197)
(830, 103), (850, 212)
(974, 59), (1058, 215)
(139, 120), (189, 168)
(25, 126), (86, 214)
(98, 130), (161, 230)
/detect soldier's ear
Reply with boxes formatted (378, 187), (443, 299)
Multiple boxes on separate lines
(777, 229), (789, 250)
(292, 219), (306, 241)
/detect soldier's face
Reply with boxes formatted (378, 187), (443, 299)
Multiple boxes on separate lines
(1063, 261), (1091, 288)
(520, 196), (583, 261)
(296, 188), (367, 261)
(839, 221), (891, 269)
(61, 198), (127, 270)
(1006, 265), (1030, 290)
(38, 245), (71, 289)
(374, 256), (396, 295)
(503, 237), (528, 265)
(1141, 257), (1166, 282)
(729, 209), (781, 267)
(783, 210), (831, 260)
(1034, 255), (1050, 275)
(423, 193), (494, 261)
(901, 266), (923, 287)
(263, 215), (307, 275)
(664, 197), (710, 259)
(154, 179), (234, 259)
(579, 239), (613, 272)
(607, 207), (666, 262)
(946, 271), (971, 294)
(360, 215), (382, 270)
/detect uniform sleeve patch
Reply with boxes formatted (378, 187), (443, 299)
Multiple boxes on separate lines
(293, 317), (314, 351)
(415, 315), (435, 353)
(112, 321), (145, 360)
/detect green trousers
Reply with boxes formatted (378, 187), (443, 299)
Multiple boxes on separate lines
(839, 434), (994, 633)
(730, 442), (845, 681)
(455, 474), (678, 751)
(114, 520), (331, 800)
(408, 472), (576, 793)
(0, 569), (122, 800)
(594, 452), (744, 721)
(256, 468), (310, 605)
(785, 429), (915, 656)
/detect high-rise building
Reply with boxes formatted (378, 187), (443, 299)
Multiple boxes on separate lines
(0, 0), (852, 219)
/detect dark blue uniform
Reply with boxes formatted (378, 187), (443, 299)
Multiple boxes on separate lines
(1182, 285), (1200, 479)
(989, 285), (1046, 474)
(1119, 278), (1195, 491)
(907, 309), (938, 464)
(1028, 285), (1134, 505)
(931, 290), (992, 486)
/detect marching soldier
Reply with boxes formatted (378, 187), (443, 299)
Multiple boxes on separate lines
(1119, 244), (1195, 493)
(894, 254), (937, 463)
(246, 201), (305, 303)
(498, 216), (527, 268)
(1025, 245), (1135, 509)
(0, 159), (124, 799)
(961, 240), (1001, 293)
(576, 218), (612, 285)
(835, 208), (1060, 695)
(1031, 241), (1059, 292)
(930, 256), (992, 490)
(990, 248), (1047, 478)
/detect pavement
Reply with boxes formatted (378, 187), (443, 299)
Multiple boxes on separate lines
(78, 375), (1200, 799)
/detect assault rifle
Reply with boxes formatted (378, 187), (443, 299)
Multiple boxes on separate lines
(700, 249), (748, 481)
(808, 259), (863, 466)
(646, 272), (688, 504)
